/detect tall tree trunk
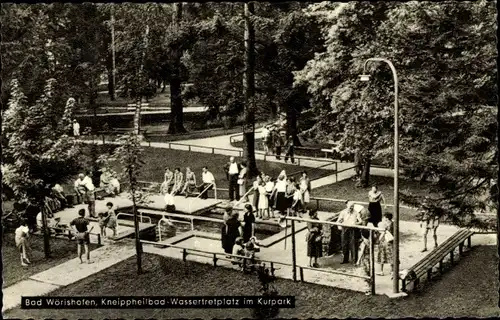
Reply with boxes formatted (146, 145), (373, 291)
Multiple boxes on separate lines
(109, 5), (117, 101)
(41, 201), (51, 259)
(168, 3), (186, 134)
(243, 2), (257, 177)
(359, 156), (371, 188)
(134, 24), (150, 136)
(130, 175), (142, 274)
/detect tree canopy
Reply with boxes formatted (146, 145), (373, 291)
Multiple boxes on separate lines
(295, 1), (497, 226)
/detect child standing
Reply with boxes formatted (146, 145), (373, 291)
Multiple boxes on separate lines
(376, 213), (394, 277)
(258, 181), (269, 219)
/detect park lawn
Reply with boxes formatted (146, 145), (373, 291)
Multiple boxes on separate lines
(2, 233), (100, 288)
(312, 175), (436, 220)
(93, 146), (333, 190)
(5, 246), (498, 319)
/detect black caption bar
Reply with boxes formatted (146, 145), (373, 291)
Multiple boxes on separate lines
(22, 296), (295, 309)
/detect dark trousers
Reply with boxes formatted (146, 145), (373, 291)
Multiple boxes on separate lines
(228, 174), (239, 201)
(341, 227), (359, 263)
(275, 146), (282, 160)
(285, 148), (295, 163)
(198, 183), (213, 199)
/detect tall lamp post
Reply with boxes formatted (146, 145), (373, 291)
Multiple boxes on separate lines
(360, 58), (401, 295)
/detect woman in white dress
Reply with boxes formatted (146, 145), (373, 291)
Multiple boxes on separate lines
(299, 171), (311, 212)
(257, 181), (269, 219)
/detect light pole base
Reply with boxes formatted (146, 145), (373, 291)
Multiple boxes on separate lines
(386, 291), (408, 299)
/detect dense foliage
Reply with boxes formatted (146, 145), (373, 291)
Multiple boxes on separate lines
(295, 1), (497, 225)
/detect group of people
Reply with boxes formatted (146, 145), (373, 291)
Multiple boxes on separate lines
(224, 156), (312, 220)
(160, 166), (216, 199)
(74, 170), (121, 219)
(260, 126), (296, 164)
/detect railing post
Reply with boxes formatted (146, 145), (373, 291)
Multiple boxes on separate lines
(316, 199), (319, 211)
(102, 134), (105, 145)
(370, 229), (375, 295)
(183, 248), (187, 262)
(212, 148), (215, 154)
(98, 234), (102, 245)
(270, 262), (274, 276)
(189, 145), (191, 152)
(335, 162), (338, 183)
(213, 253), (217, 267)
(467, 236), (471, 248)
(291, 219), (297, 282)
(191, 219), (194, 231)
(300, 267), (304, 282)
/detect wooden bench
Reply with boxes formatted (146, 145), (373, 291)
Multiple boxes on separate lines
(402, 228), (474, 292)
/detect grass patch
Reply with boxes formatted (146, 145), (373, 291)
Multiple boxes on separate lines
(5, 246), (498, 318)
(2, 233), (100, 288)
(92, 146), (333, 190)
(312, 175), (435, 220)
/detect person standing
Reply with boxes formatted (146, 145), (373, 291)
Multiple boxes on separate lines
(82, 171), (96, 218)
(252, 175), (262, 211)
(261, 126), (270, 154)
(199, 166), (215, 199)
(368, 185), (386, 227)
(52, 183), (68, 209)
(224, 157), (241, 202)
(420, 208), (440, 252)
(15, 220), (31, 267)
(73, 119), (80, 137)
(284, 135), (295, 164)
(74, 174), (87, 205)
(299, 172), (311, 213)
(221, 210), (243, 256)
(242, 204), (256, 243)
(337, 201), (363, 264)
(271, 174), (287, 219)
(257, 180), (269, 219)
(70, 209), (93, 264)
(306, 210), (323, 268)
(376, 213), (394, 276)
(238, 162), (248, 202)
(274, 131), (283, 160)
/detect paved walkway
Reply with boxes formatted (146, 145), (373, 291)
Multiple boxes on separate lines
(2, 240), (136, 313)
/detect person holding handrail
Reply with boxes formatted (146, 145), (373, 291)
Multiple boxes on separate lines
(306, 209), (323, 268)
(299, 171), (311, 213)
(238, 162), (249, 203)
(161, 167), (174, 195)
(198, 166), (215, 199)
(182, 167), (197, 198)
(337, 201), (365, 264)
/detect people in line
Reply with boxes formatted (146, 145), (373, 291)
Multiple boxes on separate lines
(242, 204), (256, 243)
(199, 166), (215, 199)
(98, 202), (117, 238)
(376, 213), (394, 277)
(238, 162), (248, 202)
(306, 210), (323, 268)
(271, 173), (288, 218)
(368, 185), (386, 227)
(284, 135), (295, 164)
(337, 201), (365, 264)
(257, 178), (270, 219)
(182, 167), (197, 198)
(83, 171), (96, 218)
(221, 210), (243, 257)
(224, 156), (241, 202)
(15, 220), (31, 267)
(170, 168), (184, 196)
(70, 209), (93, 264)
(161, 167), (175, 195)
(299, 171), (311, 212)
(252, 175), (262, 210)
(74, 174), (87, 205)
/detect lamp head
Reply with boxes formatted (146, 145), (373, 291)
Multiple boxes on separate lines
(360, 74), (371, 82)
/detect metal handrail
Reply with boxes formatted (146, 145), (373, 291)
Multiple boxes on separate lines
(196, 182), (217, 200)
(116, 212), (152, 230)
(311, 196), (415, 211)
(285, 215), (385, 232)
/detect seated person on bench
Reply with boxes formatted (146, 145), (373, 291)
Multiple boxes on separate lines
(100, 168), (120, 197)
(161, 167), (175, 195)
(170, 168), (184, 196)
(182, 167), (197, 198)
(198, 167), (215, 199)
